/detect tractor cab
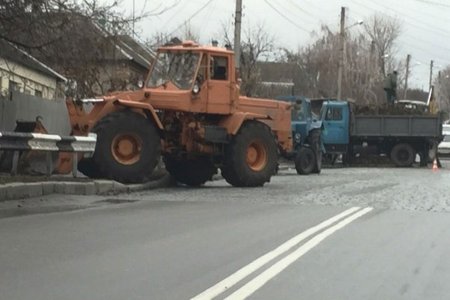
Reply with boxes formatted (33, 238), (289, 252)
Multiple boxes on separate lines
(145, 41), (238, 114)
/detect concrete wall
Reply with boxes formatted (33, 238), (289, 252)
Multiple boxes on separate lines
(0, 91), (71, 135)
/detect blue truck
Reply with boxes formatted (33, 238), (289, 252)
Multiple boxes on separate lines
(320, 100), (443, 167)
(277, 96), (323, 174)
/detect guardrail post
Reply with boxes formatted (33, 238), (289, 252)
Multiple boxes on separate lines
(11, 151), (19, 176)
(46, 152), (53, 176)
(72, 152), (78, 177)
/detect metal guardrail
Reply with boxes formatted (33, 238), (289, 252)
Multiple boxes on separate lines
(0, 132), (96, 177)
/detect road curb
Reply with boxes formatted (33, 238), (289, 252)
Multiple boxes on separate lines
(0, 174), (173, 202)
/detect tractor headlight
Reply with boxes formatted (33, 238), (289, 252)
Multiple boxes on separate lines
(192, 82), (201, 95)
(294, 133), (301, 143)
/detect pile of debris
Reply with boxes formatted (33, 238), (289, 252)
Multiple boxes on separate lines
(354, 103), (430, 116)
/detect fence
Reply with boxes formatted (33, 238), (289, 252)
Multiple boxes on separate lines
(0, 91), (71, 135)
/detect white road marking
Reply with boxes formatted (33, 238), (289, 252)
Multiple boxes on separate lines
(225, 207), (374, 300)
(191, 206), (362, 300)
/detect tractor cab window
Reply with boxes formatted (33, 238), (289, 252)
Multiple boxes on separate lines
(325, 107), (343, 121)
(197, 55), (208, 84)
(210, 56), (228, 80)
(147, 51), (200, 90)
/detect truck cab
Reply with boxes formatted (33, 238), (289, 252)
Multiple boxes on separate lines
(320, 101), (350, 154)
(276, 96), (323, 174)
(276, 96), (322, 149)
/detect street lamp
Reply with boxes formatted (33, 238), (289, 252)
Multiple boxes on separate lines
(347, 19), (364, 29)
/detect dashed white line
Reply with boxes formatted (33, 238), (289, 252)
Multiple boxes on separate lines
(191, 206), (364, 300)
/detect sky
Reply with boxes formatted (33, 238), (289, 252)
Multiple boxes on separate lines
(122, 0), (450, 89)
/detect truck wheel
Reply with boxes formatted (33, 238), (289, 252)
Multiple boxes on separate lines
(391, 143), (415, 167)
(295, 147), (315, 175)
(310, 129), (322, 174)
(221, 121), (278, 187)
(164, 156), (217, 187)
(92, 110), (161, 183)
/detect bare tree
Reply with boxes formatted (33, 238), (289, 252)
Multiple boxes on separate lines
(435, 68), (450, 117)
(146, 22), (200, 52)
(221, 22), (276, 96)
(0, 0), (178, 97)
(364, 14), (402, 77)
(281, 14), (403, 106)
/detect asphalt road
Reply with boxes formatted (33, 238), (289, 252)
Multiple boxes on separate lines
(1, 164), (450, 300)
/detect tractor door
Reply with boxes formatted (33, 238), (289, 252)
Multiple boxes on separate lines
(206, 54), (231, 114)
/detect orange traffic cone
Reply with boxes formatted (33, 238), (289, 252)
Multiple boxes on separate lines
(432, 158), (438, 171)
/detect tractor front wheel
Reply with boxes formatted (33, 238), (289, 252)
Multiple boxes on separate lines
(92, 110), (161, 183)
(295, 147), (315, 175)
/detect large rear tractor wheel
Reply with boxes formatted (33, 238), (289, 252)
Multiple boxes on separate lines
(310, 129), (322, 174)
(391, 143), (415, 167)
(164, 156), (217, 187)
(92, 110), (161, 183)
(295, 147), (315, 175)
(221, 121), (278, 187)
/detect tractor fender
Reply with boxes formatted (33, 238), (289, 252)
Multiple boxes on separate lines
(113, 99), (163, 130)
(219, 112), (271, 135)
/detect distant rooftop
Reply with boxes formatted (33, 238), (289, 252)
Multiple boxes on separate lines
(0, 39), (67, 82)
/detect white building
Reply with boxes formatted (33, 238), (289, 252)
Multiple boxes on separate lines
(0, 40), (66, 100)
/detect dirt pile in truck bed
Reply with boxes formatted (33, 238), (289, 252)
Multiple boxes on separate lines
(354, 104), (429, 116)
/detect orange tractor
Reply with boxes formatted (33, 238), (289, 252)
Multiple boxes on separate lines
(63, 41), (296, 187)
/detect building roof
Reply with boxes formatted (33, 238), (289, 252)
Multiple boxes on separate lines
(91, 21), (155, 69)
(115, 35), (155, 69)
(0, 39), (67, 82)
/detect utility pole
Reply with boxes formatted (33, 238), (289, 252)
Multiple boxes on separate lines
(429, 59), (434, 90)
(234, 0), (243, 76)
(337, 6), (345, 100)
(403, 54), (411, 99)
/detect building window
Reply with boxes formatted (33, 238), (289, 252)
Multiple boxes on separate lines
(35, 89), (42, 97)
(9, 80), (20, 92)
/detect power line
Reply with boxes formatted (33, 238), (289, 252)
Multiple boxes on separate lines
(263, 0), (311, 34)
(413, 0), (450, 8)
(162, 1), (190, 29)
(168, 0), (216, 37)
(286, 0), (316, 19)
(198, 0), (219, 39)
(349, 0), (450, 39)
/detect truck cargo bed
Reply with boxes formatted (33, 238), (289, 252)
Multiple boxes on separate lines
(352, 115), (442, 138)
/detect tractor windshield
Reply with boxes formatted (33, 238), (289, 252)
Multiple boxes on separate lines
(147, 51), (200, 90)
